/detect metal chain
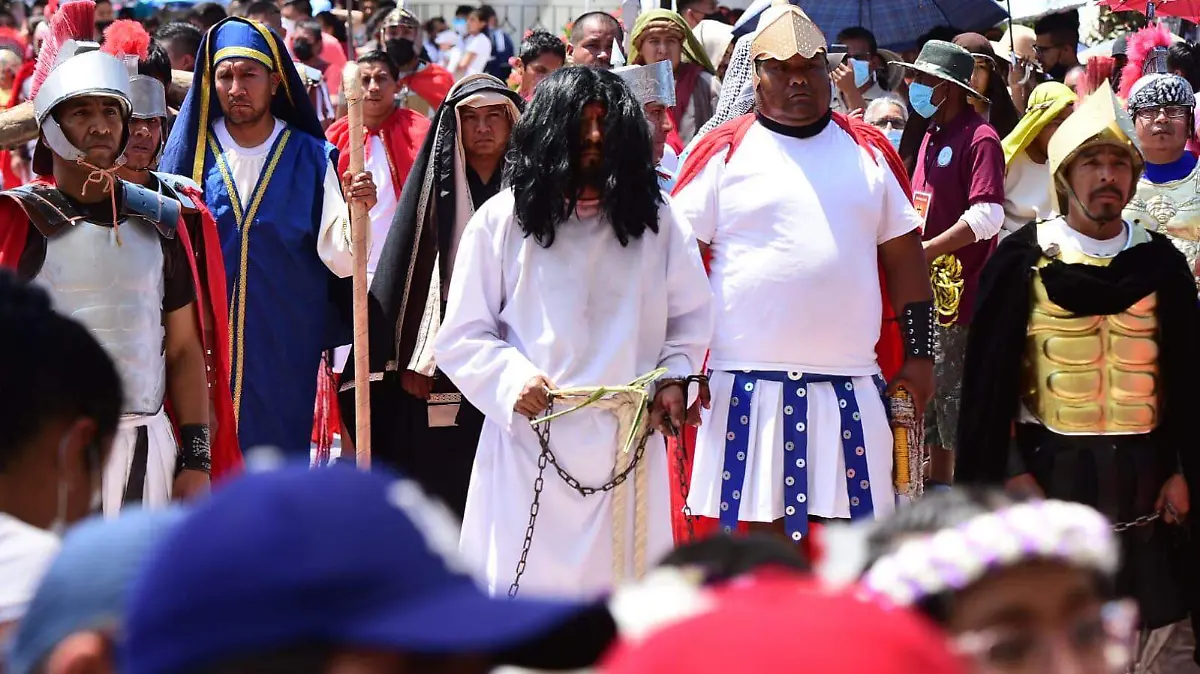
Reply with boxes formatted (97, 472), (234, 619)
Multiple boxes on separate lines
(508, 398), (651, 598)
(1112, 511), (1162, 533)
(667, 374), (708, 543)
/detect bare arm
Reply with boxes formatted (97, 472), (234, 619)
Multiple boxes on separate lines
(879, 229), (933, 311)
(165, 303), (208, 427)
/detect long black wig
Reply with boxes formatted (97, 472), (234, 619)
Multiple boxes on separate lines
(504, 66), (663, 248)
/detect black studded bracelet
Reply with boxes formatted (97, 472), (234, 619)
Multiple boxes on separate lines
(902, 300), (935, 361)
(177, 424), (212, 475)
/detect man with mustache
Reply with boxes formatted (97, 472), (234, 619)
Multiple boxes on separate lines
(160, 17), (377, 460)
(0, 2), (212, 513)
(340, 73), (519, 517)
(672, 5), (931, 548)
(957, 82), (1200, 673)
(1121, 65), (1200, 288)
(101, 21), (242, 485)
(567, 11), (622, 69)
(432, 67), (712, 597)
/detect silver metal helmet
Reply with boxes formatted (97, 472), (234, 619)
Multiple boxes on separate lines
(127, 74), (168, 167)
(33, 46), (133, 174)
(613, 59), (676, 108)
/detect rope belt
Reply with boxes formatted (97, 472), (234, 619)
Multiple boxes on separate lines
(508, 368), (667, 598)
(718, 370), (885, 542)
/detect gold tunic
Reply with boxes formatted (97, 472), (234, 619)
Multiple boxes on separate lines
(1124, 161), (1200, 286)
(1022, 221), (1159, 435)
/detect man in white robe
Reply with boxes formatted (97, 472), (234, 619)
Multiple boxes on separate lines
(672, 6), (934, 545)
(435, 66), (713, 599)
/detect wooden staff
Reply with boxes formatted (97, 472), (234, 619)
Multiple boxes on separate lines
(342, 60), (372, 469)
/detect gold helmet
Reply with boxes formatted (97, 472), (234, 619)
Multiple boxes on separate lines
(1047, 81), (1143, 213)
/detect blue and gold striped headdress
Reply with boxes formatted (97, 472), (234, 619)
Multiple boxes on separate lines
(160, 17), (326, 184)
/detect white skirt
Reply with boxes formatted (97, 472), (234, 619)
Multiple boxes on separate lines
(102, 408), (178, 517)
(687, 370), (895, 522)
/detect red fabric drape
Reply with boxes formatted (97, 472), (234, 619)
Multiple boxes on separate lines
(174, 186), (242, 481)
(666, 113), (913, 548)
(326, 106), (431, 200)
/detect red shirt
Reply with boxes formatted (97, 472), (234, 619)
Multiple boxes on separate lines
(911, 109), (1004, 326)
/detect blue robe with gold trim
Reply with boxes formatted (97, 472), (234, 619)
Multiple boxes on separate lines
(202, 124), (348, 456)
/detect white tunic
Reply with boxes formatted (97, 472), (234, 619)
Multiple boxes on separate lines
(1001, 151), (1055, 241)
(673, 121), (921, 522)
(212, 117), (359, 278)
(434, 190), (713, 600)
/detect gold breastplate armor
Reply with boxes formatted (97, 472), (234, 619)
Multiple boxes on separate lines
(1124, 167), (1200, 287)
(1022, 221), (1159, 435)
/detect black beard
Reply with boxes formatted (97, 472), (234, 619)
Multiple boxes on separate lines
(579, 165), (603, 191)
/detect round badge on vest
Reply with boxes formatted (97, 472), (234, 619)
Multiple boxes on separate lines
(937, 146), (953, 167)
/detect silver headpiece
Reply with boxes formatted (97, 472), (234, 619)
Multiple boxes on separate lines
(614, 59), (676, 108)
(129, 76), (167, 121)
(33, 46), (133, 174)
(128, 74), (167, 168)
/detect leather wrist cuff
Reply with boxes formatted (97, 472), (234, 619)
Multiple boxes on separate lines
(902, 300), (935, 360)
(177, 424), (212, 475)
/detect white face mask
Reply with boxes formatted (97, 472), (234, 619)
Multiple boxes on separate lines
(47, 432), (102, 537)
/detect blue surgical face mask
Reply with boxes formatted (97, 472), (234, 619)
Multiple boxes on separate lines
(851, 59), (871, 88)
(453, 17), (467, 34)
(909, 82), (941, 118)
(885, 128), (902, 149)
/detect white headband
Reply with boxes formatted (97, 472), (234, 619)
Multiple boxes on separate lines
(863, 500), (1119, 607)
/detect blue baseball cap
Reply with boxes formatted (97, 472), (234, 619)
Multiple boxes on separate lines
(7, 508), (187, 674)
(122, 465), (616, 674)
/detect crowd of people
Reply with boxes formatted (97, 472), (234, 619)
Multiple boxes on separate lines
(3, 0), (1200, 671)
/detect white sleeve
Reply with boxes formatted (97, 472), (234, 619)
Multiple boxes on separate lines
(877, 160), (923, 244)
(961, 202), (1005, 241)
(657, 197), (715, 394)
(433, 205), (544, 434)
(671, 151), (725, 244)
(470, 34), (492, 60)
(315, 159), (369, 278)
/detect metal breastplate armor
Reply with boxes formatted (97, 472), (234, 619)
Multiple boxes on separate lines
(2, 181), (180, 415)
(1124, 164), (1200, 287)
(1022, 221), (1159, 435)
(398, 86), (433, 117)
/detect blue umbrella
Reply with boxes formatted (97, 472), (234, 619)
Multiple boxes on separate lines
(798, 0), (1009, 51)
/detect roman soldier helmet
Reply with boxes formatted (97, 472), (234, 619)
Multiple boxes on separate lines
(614, 59), (677, 108)
(30, 0), (132, 175)
(102, 20), (167, 167)
(1047, 80), (1143, 214)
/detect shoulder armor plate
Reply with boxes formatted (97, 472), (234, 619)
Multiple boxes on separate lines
(0, 183), (82, 239)
(150, 172), (202, 211)
(121, 181), (179, 238)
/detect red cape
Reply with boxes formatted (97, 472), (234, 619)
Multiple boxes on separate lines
(0, 179), (243, 482)
(401, 64), (454, 112)
(667, 112), (910, 546)
(0, 60), (34, 190)
(326, 106), (431, 200)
